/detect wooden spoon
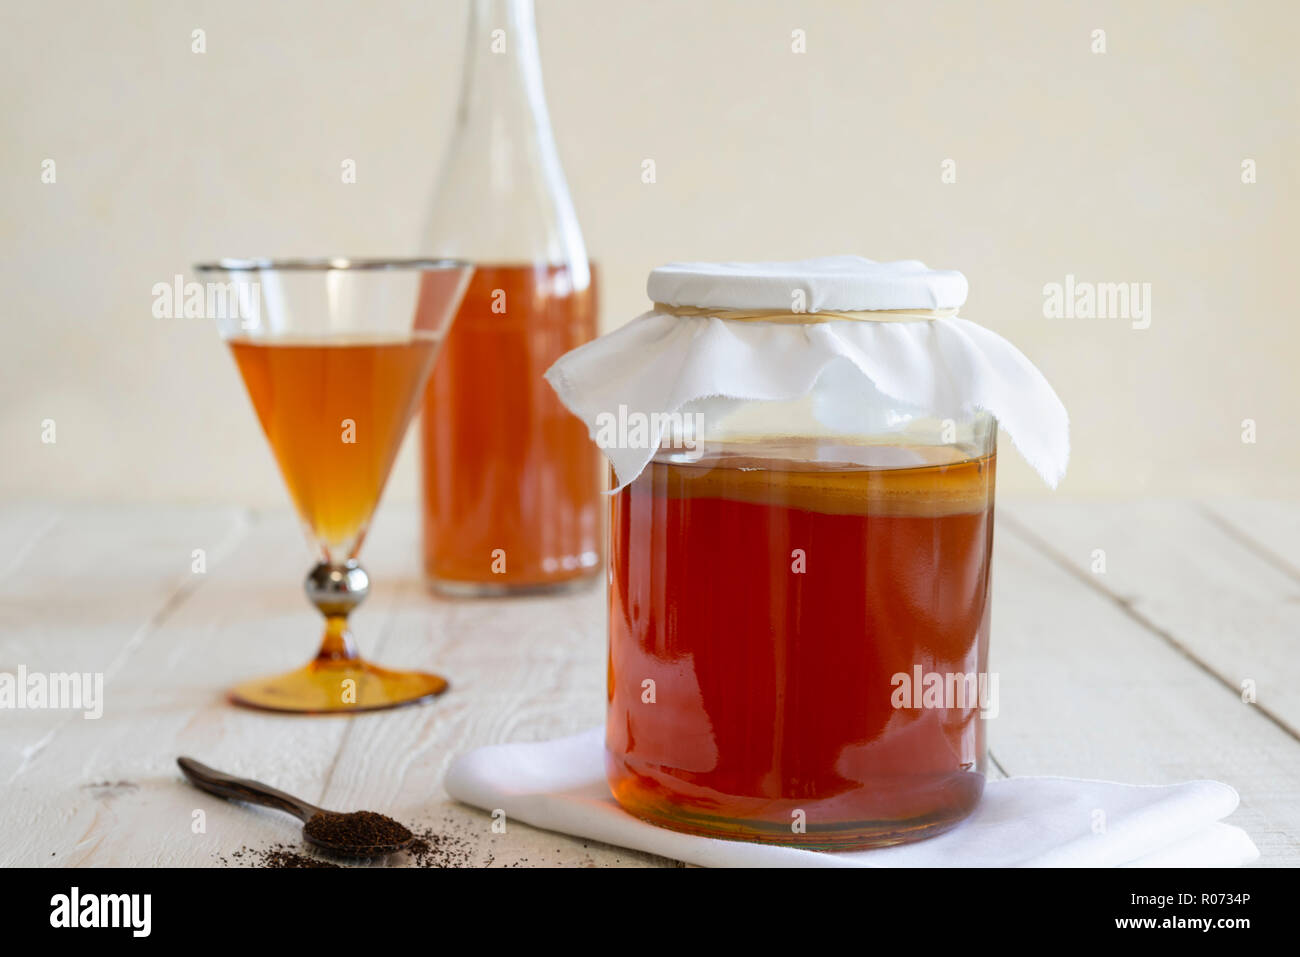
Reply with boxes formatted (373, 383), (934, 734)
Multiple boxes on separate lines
(177, 756), (413, 859)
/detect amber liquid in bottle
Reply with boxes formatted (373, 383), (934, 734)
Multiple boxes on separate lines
(606, 440), (995, 848)
(420, 263), (601, 592)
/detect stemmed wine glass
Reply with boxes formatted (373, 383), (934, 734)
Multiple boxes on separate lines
(194, 258), (472, 713)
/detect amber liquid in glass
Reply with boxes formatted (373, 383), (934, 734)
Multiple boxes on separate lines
(607, 440), (995, 847)
(229, 336), (439, 555)
(420, 263), (601, 592)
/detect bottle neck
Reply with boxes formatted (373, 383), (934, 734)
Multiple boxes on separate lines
(423, 0), (588, 271)
(455, 0), (549, 132)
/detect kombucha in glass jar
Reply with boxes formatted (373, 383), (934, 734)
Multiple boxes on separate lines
(606, 421), (996, 847)
(546, 256), (1069, 849)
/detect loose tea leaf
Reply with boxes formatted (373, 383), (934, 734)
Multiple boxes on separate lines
(303, 810), (412, 852)
(219, 821), (480, 868)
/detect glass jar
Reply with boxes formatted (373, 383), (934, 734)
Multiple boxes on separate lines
(605, 375), (997, 848)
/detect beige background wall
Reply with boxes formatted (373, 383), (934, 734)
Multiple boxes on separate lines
(2, 0), (1296, 505)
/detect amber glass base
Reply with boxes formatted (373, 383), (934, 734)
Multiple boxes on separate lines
(229, 658), (449, 714)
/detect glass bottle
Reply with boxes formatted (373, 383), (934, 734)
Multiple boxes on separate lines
(419, 0), (601, 595)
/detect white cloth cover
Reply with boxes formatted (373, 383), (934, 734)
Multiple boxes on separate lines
(545, 257), (1069, 489)
(647, 255), (969, 312)
(445, 729), (1260, 868)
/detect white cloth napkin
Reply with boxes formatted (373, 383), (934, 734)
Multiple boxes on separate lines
(445, 729), (1259, 868)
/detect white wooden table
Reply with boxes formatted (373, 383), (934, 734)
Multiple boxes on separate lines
(1, 500), (1297, 867)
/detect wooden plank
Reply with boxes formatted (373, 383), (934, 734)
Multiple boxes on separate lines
(0, 505), (253, 865)
(0, 503), (61, 581)
(992, 509), (1300, 866)
(319, 505), (673, 867)
(0, 503), (667, 867)
(0, 508), (345, 866)
(1002, 501), (1300, 738)
(62, 509), (396, 867)
(0, 506), (250, 774)
(1202, 500), (1300, 580)
(5, 502), (1293, 866)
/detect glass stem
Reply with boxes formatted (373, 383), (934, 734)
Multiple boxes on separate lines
(304, 560), (369, 663)
(316, 614), (359, 662)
